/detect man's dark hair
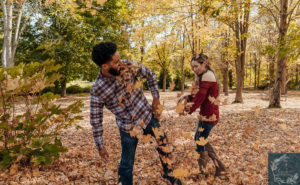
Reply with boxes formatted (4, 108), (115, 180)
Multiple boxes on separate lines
(92, 42), (117, 67)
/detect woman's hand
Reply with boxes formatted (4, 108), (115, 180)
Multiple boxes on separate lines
(178, 95), (188, 104)
(184, 103), (193, 113)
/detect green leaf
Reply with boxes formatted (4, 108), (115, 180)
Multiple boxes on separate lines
(7, 137), (15, 144)
(0, 122), (9, 129)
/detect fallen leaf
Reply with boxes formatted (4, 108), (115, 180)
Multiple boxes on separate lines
(9, 164), (18, 175)
(280, 123), (287, 130)
(104, 170), (113, 179)
(245, 124), (254, 135)
(32, 168), (40, 177)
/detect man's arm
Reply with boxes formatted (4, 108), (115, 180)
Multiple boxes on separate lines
(133, 61), (161, 117)
(134, 62), (159, 100)
(90, 90), (108, 159)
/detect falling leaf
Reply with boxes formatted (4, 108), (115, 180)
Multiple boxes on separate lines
(251, 106), (261, 116)
(159, 145), (173, 153)
(156, 103), (164, 116)
(86, 0), (92, 8)
(175, 102), (185, 114)
(133, 81), (143, 90)
(198, 127), (205, 132)
(126, 83), (134, 96)
(222, 98), (228, 105)
(195, 137), (208, 146)
(117, 102), (125, 108)
(152, 127), (164, 139)
(208, 96), (220, 105)
(169, 81), (175, 91)
(139, 120), (145, 128)
(91, 10), (97, 15)
(173, 168), (189, 179)
(97, 0), (107, 6)
(140, 134), (151, 143)
(129, 125), (141, 138)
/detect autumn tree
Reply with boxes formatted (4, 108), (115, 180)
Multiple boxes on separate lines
(258, 0), (300, 107)
(0, 0), (40, 68)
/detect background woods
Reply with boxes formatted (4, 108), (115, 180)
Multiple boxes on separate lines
(0, 0), (300, 184)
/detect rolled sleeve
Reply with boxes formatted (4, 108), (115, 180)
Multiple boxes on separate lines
(137, 63), (160, 99)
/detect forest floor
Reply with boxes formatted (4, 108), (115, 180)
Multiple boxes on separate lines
(1, 90), (300, 185)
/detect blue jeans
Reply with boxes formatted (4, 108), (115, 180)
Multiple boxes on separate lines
(118, 114), (172, 185)
(194, 121), (215, 152)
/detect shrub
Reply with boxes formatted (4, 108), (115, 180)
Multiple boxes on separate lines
(0, 60), (83, 171)
(66, 85), (91, 94)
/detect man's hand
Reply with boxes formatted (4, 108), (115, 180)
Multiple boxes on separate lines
(99, 148), (109, 161)
(152, 98), (161, 119)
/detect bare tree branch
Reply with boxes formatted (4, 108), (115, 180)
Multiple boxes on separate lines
(270, 0), (280, 12)
(257, 2), (280, 30)
(287, 0), (300, 25)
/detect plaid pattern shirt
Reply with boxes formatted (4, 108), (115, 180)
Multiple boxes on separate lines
(90, 59), (159, 150)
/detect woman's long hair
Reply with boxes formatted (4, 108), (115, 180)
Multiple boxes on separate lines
(191, 53), (220, 94)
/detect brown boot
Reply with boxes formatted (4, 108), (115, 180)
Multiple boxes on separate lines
(197, 151), (209, 174)
(205, 143), (226, 178)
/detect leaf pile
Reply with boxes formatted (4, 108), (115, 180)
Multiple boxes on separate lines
(1, 91), (299, 185)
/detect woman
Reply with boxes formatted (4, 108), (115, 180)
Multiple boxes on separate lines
(180, 53), (226, 178)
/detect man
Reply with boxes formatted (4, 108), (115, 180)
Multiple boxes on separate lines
(90, 42), (182, 185)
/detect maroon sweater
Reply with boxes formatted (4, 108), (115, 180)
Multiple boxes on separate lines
(188, 71), (219, 124)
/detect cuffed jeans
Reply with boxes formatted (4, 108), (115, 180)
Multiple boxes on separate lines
(118, 114), (173, 185)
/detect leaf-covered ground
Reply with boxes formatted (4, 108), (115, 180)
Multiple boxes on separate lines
(1, 90), (300, 185)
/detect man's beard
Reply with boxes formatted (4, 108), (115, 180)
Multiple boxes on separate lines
(108, 67), (120, 76)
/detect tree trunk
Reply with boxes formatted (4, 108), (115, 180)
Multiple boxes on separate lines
(61, 79), (67, 97)
(222, 67), (229, 96)
(229, 69), (233, 89)
(233, 18), (243, 103)
(181, 56), (185, 93)
(254, 52), (257, 89)
(163, 68), (167, 92)
(140, 46), (144, 63)
(1, 0), (27, 68)
(181, 30), (185, 93)
(235, 56), (244, 103)
(6, 1), (13, 68)
(269, 0), (289, 108)
(281, 61), (287, 95)
(296, 65), (299, 86)
(257, 56), (261, 87)
(232, 0), (250, 103)
(269, 55), (275, 88)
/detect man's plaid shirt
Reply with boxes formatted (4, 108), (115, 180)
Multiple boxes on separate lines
(90, 59), (159, 150)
